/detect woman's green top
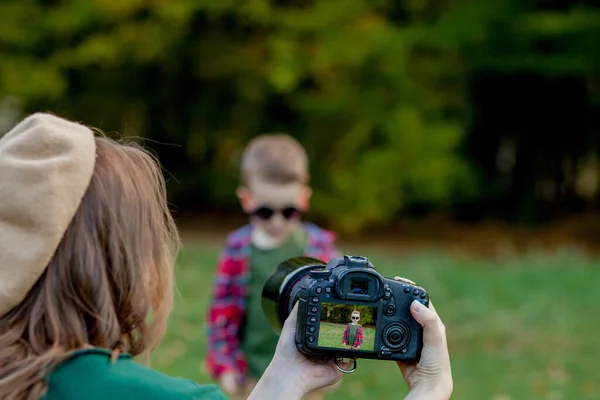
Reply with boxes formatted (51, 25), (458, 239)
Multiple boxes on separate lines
(41, 348), (228, 400)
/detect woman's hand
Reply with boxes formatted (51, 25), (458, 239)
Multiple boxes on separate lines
(248, 303), (348, 400)
(397, 300), (453, 400)
(218, 371), (240, 395)
(249, 278), (453, 400)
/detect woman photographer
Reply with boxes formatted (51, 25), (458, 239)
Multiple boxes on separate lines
(0, 113), (452, 400)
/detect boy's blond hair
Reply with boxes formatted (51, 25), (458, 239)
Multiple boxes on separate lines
(352, 310), (360, 317)
(240, 134), (309, 185)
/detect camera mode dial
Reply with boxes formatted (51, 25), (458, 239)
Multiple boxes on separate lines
(382, 322), (410, 350)
(309, 268), (332, 280)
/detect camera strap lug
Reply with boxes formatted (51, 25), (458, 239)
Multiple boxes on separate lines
(334, 357), (357, 374)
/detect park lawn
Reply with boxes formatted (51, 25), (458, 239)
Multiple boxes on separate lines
(317, 321), (376, 351)
(151, 242), (600, 400)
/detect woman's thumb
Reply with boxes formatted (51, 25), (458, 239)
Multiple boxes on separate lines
(283, 301), (299, 332)
(410, 300), (445, 348)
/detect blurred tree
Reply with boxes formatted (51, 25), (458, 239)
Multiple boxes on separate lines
(456, 0), (600, 222)
(321, 303), (375, 326)
(0, 0), (598, 233)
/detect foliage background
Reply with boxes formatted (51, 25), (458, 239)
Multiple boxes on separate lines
(321, 303), (376, 326)
(0, 0), (598, 235)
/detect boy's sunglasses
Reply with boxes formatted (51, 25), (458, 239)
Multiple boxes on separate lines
(251, 206), (303, 220)
(351, 316), (359, 320)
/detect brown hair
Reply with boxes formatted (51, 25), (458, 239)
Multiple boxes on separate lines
(241, 134), (309, 185)
(0, 136), (179, 400)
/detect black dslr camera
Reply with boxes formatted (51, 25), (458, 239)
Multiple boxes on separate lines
(262, 255), (429, 363)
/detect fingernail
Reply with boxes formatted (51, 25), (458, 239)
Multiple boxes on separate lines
(411, 300), (424, 313)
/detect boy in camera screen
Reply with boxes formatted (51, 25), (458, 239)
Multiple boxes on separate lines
(342, 310), (364, 349)
(206, 134), (341, 400)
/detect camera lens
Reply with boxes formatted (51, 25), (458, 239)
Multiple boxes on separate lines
(382, 322), (410, 350)
(262, 256), (327, 335)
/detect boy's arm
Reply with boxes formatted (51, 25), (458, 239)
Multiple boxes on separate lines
(206, 252), (246, 380)
(357, 326), (364, 347)
(305, 225), (341, 263)
(315, 242), (342, 263)
(329, 243), (343, 260)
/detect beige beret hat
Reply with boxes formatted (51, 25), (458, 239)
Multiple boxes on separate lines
(0, 113), (96, 317)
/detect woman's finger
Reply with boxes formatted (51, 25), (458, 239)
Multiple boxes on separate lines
(393, 276), (416, 285)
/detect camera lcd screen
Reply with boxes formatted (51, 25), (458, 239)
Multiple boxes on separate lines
(317, 303), (377, 352)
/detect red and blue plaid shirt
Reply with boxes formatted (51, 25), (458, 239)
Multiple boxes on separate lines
(206, 222), (340, 380)
(342, 323), (364, 347)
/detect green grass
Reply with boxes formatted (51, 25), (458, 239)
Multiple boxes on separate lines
(151, 243), (600, 400)
(317, 322), (376, 351)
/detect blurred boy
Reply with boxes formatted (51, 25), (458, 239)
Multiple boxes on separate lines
(206, 134), (341, 400)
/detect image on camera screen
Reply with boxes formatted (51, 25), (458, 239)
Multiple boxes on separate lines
(317, 303), (377, 352)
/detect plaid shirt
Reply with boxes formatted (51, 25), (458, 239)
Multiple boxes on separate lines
(206, 222), (340, 380)
(342, 324), (364, 347)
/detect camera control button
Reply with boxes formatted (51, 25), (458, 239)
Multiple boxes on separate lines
(413, 289), (420, 296)
(420, 292), (427, 299)
(310, 306), (318, 313)
(383, 289), (393, 300)
(307, 335), (316, 343)
(308, 326), (317, 333)
(309, 316), (317, 323)
(382, 322), (410, 350)
(315, 287), (322, 294)
(380, 350), (392, 357)
(311, 297), (319, 304)
(325, 287), (332, 294)
(384, 304), (396, 316)
(403, 287), (410, 293)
